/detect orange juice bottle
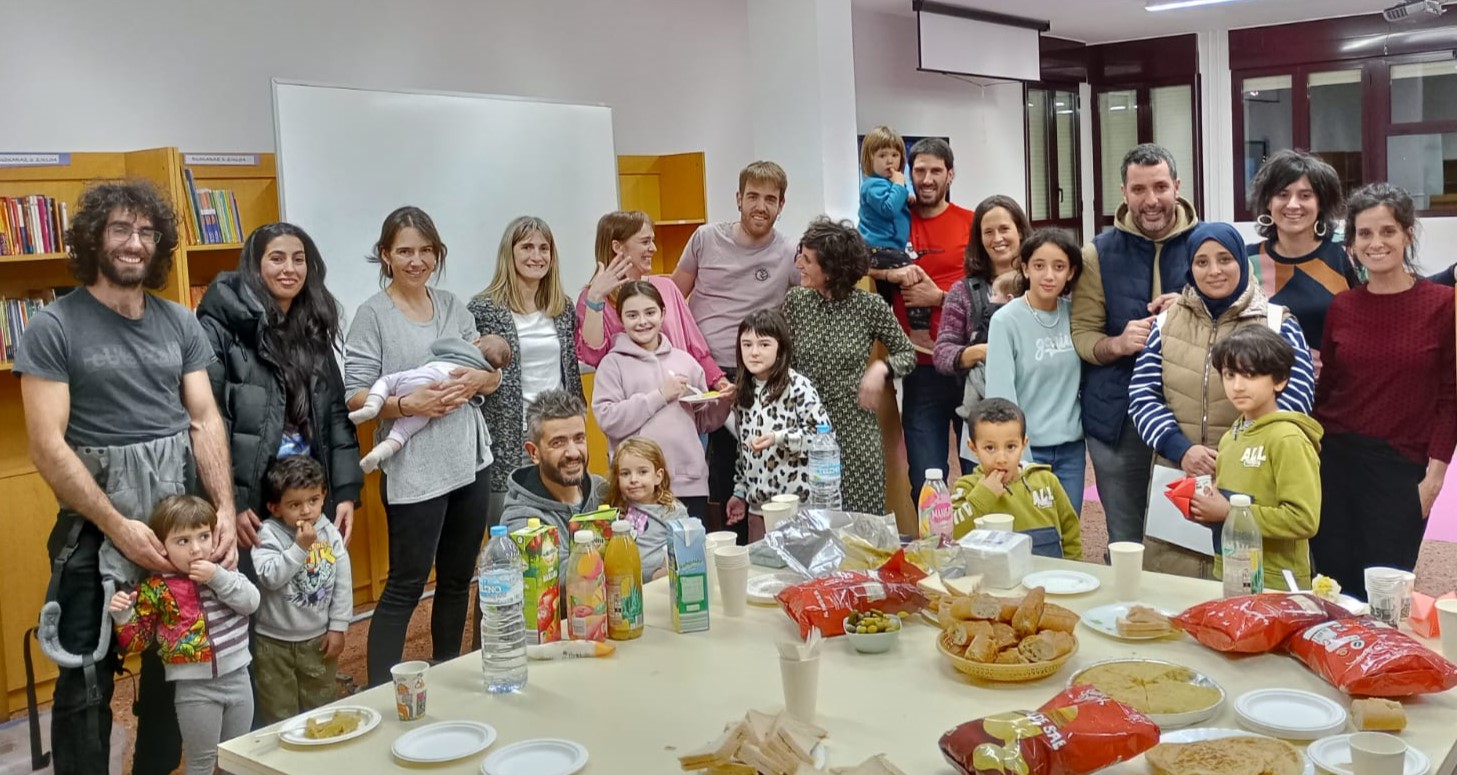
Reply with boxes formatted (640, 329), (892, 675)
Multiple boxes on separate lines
(604, 519), (644, 640)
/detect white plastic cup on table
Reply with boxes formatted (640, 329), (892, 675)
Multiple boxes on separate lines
(1108, 542), (1145, 602)
(705, 532), (737, 606)
(779, 654), (821, 723)
(973, 514), (1015, 532)
(714, 546), (751, 616)
(390, 660), (429, 721)
(761, 501), (795, 534)
(771, 493), (800, 516)
(1435, 598), (1457, 658)
(1364, 567), (1416, 627)
(1349, 732), (1407, 775)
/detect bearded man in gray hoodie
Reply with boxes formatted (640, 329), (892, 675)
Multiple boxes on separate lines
(501, 389), (608, 534)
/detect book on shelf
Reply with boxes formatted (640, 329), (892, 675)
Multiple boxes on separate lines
(0, 195), (69, 256)
(0, 288), (69, 362)
(182, 169), (244, 245)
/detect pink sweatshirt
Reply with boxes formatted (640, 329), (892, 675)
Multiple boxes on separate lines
(575, 275), (724, 384)
(591, 333), (732, 498)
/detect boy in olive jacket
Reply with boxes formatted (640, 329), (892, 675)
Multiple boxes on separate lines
(950, 399), (1082, 559)
(1189, 327), (1322, 590)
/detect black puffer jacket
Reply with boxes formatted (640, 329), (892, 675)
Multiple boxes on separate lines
(197, 272), (363, 517)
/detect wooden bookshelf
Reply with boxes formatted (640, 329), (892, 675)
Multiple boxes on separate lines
(173, 152), (278, 296)
(617, 152), (707, 276)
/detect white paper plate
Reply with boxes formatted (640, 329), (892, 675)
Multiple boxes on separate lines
(393, 720), (498, 763)
(1156, 728), (1314, 775)
(748, 571), (806, 605)
(679, 392), (725, 404)
(1079, 603), (1179, 640)
(1235, 688), (1349, 740)
(277, 706), (380, 746)
(482, 738), (588, 775)
(1270, 590), (1369, 616)
(1022, 569), (1100, 595)
(1307, 733), (1431, 775)
(1066, 658), (1224, 729)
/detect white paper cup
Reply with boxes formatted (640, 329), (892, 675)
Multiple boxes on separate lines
(1436, 598), (1457, 658)
(771, 493), (801, 516)
(974, 514), (1015, 532)
(761, 502), (795, 533)
(779, 655), (821, 722)
(715, 546), (750, 616)
(704, 532), (737, 606)
(1365, 567), (1416, 627)
(1350, 732), (1407, 775)
(390, 660), (429, 721)
(1108, 541), (1145, 602)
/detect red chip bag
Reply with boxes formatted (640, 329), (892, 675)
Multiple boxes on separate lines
(1173, 593), (1352, 653)
(939, 685), (1160, 775)
(775, 549), (927, 638)
(1287, 617), (1457, 697)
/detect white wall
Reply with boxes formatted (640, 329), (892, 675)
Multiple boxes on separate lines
(851, 6), (1028, 213)
(0, 0), (754, 225)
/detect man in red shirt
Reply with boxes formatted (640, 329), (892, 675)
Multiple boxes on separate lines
(868, 138), (975, 497)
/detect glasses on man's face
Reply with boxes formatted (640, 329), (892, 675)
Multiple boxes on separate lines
(106, 222), (163, 246)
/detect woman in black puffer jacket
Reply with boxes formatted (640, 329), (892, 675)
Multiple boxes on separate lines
(197, 222), (363, 562)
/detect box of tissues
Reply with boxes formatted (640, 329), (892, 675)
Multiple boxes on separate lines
(1408, 590), (1456, 639)
(957, 529), (1032, 590)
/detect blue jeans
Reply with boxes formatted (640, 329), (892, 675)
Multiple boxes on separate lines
(901, 364), (964, 496)
(1030, 439), (1086, 517)
(1085, 416), (1154, 549)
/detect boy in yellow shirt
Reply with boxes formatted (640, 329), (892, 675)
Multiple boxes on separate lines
(950, 398), (1083, 558)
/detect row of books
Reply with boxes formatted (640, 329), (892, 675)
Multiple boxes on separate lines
(0, 288), (72, 362)
(0, 195), (69, 257)
(182, 169), (244, 245)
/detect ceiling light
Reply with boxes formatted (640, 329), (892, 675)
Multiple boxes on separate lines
(1146, 0), (1241, 11)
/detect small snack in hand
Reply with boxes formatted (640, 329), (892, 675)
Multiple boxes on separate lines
(1012, 587), (1046, 638)
(1116, 605), (1173, 637)
(1351, 698), (1407, 731)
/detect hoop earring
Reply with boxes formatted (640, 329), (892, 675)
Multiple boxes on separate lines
(1314, 222), (1328, 238)
(1256, 214), (1274, 228)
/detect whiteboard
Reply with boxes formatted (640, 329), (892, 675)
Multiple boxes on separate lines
(272, 80), (618, 325)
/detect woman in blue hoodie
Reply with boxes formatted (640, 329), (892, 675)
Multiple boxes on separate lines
(1127, 222), (1316, 575)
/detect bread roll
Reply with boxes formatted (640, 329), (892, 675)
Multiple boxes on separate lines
(994, 647), (1028, 664)
(1041, 629), (1076, 659)
(967, 594), (1004, 620)
(1017, 632), (1059, 662)
(946, 620), (994, 648)
(1037, 603), (1079, 633)
(991, 622), (1018, 650)
(1012, 587), (1046, 637)
(1351, 698), (1407, 731)
(964, 633), (998, 663)
(948, 596), (979, 622)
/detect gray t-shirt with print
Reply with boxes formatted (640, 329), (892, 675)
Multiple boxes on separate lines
(13, 288), (213, 448)
(678, 222), (800, 367)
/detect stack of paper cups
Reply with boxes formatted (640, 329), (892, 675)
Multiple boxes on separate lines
(704, 531), (737, 606)
(714, 546), (751, 616)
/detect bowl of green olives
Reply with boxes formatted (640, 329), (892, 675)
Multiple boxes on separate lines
(842, 610), (902, 654)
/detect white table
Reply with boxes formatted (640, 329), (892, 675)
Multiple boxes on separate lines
(219, 557), (1457, 774)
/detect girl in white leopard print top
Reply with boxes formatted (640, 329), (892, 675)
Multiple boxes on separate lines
(726, 310), (831, 541)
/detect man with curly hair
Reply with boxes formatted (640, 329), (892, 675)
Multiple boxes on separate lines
(16, 180), (236, 774)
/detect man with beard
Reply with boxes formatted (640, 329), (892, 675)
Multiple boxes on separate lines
(501, 389), (608, 536)
(1071, 143), (1199, 549)
(17, 181), (236, 774)
(672, 161), (798, 542)
(870, 138), (975, 499)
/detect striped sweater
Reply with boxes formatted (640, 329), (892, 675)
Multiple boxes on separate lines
(111, 567), (259, 681)
(1129, 304), (1315, 465)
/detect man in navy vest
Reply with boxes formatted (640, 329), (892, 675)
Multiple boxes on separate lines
(1071, 144), (1199, 549)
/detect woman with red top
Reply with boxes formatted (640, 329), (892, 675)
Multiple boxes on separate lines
(1311, 183), (1456, 601)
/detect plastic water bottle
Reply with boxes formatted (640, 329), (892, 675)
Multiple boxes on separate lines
(1221, 494), (1264, 598)
(478, 524), (527, 693)
(807, 423), (843, 511)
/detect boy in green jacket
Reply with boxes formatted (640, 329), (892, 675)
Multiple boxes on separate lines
(1190, 326), (1322, 590)
(950, 398), (1082, 559)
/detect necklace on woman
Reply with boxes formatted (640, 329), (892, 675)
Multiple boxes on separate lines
(1029, 299), (1061, 329)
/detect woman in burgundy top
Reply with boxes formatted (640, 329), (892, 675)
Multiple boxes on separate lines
(1312, 183), (1457, 601)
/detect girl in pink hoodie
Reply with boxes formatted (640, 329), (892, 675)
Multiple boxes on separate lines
(592, 281), (732, 521)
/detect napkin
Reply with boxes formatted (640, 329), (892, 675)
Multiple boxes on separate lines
(1163, 476), (1197, 519)
(1408, 590), (1456, 639)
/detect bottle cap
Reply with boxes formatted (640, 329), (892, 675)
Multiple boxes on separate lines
(489, 525), (508, 537)
(611, 519), (632, 533)
(1231, 494), (1252, 507)
(926, 468), (944, 480)
(527, 517), (541, 528)
(816, 423), (831, 433)
(574, 529), (596, 544)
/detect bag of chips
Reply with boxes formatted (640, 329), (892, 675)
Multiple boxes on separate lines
(1173, 594), (1351, 653)
(939, 685), (1160, 775)
(1287, 617), (1457, 697)
(776, 548), (928, 638)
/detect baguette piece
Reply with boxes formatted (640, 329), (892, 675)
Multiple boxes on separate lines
(946, 619), (994, 647)
(995, 646), (1028, 664)
(965, 594), (1002, 620)
(679, 720), (747, 770)
(1038, 603), (1079, 633)
(964, 633), (999, 663)
(1351, 698), (1407, 731)
(991, 622), (1018, 650)
(1016, 632), (1059, 663)
(1012, 587), (1046, 637)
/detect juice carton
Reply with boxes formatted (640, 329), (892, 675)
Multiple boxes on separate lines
(570, 506), (619, 545)
(510, 520), (561, 644)
(667, 519), (710, 633)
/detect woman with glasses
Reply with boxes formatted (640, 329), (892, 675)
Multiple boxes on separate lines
(343, 206), (500, 687)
